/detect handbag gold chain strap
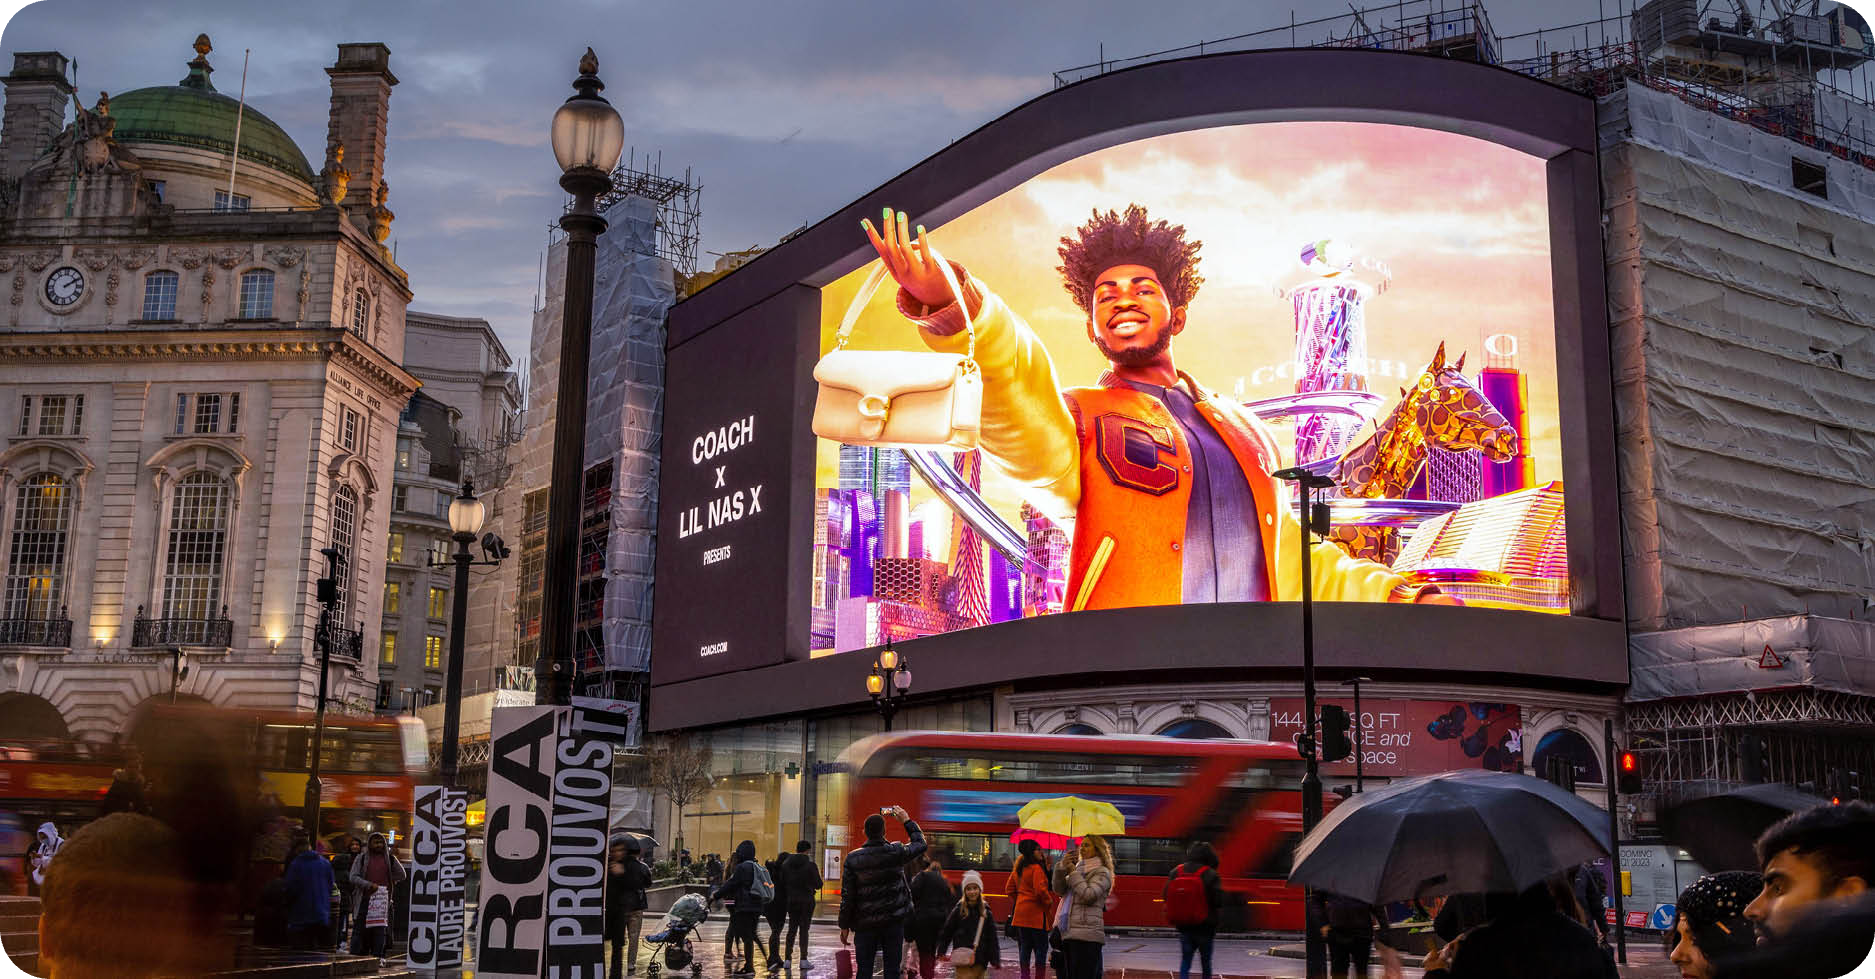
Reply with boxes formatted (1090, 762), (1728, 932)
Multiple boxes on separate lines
(831, 251), (977, 370)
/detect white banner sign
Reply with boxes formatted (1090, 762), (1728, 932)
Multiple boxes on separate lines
(476, 706), (560, 979)
(544, 709), (614, 976)
(570, 695), (641, 747)
(408, 784), (470, 971)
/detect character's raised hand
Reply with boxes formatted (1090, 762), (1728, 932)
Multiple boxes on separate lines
(862, 207), (953, 309)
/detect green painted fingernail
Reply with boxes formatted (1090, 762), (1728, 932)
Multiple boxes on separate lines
(917, 225), (926, 238)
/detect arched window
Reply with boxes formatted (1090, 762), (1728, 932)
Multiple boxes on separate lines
(141, 270), (179, 321)
(1530, 729), (1603, 784)
(330, 485), (359, 625)
(238, 269), (275, 319)
(1155, 718), (1233, 740)
(1055, 723), (1102, 736)
(161, 472), (230, 620)
(351, 288), (370, 337)
(4, 474), (73, 619)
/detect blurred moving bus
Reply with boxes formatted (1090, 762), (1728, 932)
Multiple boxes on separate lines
(840, 731), (1313, 930)
(0, 710), (427, 888)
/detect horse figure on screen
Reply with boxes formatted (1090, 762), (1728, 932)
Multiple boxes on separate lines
(1328, 343), (1517, 563)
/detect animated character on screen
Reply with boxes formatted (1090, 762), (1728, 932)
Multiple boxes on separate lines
(861, 206), (1455, 611)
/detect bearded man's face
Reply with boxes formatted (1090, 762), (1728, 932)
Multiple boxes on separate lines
(1086, 263), (1184, 367)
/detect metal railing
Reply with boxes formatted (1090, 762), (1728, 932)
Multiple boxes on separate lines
(0, 609), (72, 647)
(131, 605), (234, 647)
(324, 623), (364, 661)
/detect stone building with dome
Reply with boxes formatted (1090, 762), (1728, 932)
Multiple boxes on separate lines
(0, 35), (416, 743)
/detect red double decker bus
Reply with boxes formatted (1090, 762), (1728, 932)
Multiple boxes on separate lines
(839, 731), (1316, 930)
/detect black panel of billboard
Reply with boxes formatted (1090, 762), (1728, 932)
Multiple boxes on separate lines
(653, 286), (817, 684)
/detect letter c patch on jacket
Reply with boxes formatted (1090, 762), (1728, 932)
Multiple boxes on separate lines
(1093, 413), (1179, 495)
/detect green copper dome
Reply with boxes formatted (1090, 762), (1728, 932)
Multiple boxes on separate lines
(106, 39), (316, 184)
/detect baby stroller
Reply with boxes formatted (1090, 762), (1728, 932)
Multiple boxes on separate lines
(645, 892), (709, 977)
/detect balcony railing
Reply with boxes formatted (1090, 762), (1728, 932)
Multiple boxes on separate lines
(323, 623), (364, 661)
(131, 605), (234, 648)
(0, 609), (73, 647)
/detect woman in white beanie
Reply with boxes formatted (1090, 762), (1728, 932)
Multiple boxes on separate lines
(940, 869), (1003, 979)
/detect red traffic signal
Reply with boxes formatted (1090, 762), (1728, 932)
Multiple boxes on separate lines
(1617, 749), (1644, 795)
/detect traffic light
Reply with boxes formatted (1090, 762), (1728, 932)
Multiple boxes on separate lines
(1739, 732), (1768, 784)
(1828, 769), (1862, 805)
(1617, 748), (1644, 795)
(1320, 704), (1353, 763)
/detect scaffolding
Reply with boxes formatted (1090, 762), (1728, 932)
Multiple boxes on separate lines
(1052, 0), (1875, 168)
(598, 148), (701, 278)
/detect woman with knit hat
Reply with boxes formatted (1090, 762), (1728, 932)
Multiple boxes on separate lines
(1666, 872), (1760, 979)
(940, 869), (1004, 979)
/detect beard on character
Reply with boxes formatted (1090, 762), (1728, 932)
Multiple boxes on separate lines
(1093, 325), (1174, 368)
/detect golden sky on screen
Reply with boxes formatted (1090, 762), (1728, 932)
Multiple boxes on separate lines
(818, 121), (1559, 518)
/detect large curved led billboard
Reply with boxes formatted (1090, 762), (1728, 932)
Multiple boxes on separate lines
(808, 120), (1565, 656)
(652, 50), (1622, 714)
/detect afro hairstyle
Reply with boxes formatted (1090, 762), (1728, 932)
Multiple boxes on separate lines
(1056, 204), (1204, 315)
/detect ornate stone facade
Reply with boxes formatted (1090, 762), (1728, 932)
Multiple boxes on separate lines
(0, 38), (416, 742)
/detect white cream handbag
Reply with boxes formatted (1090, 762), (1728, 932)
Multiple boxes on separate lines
(811, 255), (981, 450)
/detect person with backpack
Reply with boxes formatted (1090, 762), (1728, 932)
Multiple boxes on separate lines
(712, 840), (773, 975)
(1005, 839), (1054, 979)
(1164, 841), (1227, 979)
(939, 870), (1003, 979)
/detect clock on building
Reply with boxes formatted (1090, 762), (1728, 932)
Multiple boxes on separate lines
(44, 266), (85, 307)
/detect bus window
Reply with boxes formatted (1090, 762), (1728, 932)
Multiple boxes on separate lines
(922, 832), (1017, 873)
(1108, 837), (1187, 878)
(873, 750), (1199, 787)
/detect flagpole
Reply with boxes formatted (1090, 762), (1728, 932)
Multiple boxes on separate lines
(225, 49), (250, 206)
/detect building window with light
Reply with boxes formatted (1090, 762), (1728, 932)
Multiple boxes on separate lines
(160, 472), (230, 620)
(384, 581), (401, 614)
(330, 486), (358, 626)
(237, 269), (274, 319)
(425, 635), (443, 669)
(142, 271), (179, 321)
(388, 532), (404, 563)
(4, 474), (74, 620)
(428, 586), (447, 619)
(174, 393), (239, 435)
(380, 632), (396, 665)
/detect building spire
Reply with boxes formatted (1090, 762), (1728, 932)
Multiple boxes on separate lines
(179, 33), (216, 91)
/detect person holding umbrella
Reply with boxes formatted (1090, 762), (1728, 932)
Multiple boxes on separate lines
(1052, 834), (1114, 979)
(1716, 801), (1875, 979)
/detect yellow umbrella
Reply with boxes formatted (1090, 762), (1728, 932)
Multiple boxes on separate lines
(1016, 796), (1125, 841)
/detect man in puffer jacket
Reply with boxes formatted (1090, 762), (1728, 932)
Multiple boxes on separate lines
(839, 805), (927, 979)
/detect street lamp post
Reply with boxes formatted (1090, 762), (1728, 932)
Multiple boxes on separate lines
(866, 644), (911, 731)
(303, 545), (344, 843)
(536, 48), (625, 707)
(435, 480), (506, 785)
(1343, 676), (1371, 794)
(1273, 466), (1336, 979)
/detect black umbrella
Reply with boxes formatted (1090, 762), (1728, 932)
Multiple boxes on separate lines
(1657, 782), (1828, 872)
(1289, 769), (1610, 905)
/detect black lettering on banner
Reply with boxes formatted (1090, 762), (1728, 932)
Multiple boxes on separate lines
(543, 708), (613, 973)
(408, 784), (468, 971)
(477, 706), (562, 979)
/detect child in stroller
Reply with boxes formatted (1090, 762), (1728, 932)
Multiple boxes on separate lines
(645, 892), (710, 975)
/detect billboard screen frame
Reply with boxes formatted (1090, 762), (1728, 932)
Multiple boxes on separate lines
(652, 48), (1621, 726)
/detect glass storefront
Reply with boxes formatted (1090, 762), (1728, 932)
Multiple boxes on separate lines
(655, 698), (993, 895)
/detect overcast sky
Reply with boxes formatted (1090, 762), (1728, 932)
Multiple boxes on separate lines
(0, 0), (1842, 365)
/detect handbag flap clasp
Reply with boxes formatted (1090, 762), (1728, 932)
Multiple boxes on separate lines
(813, 350), (969, 398)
